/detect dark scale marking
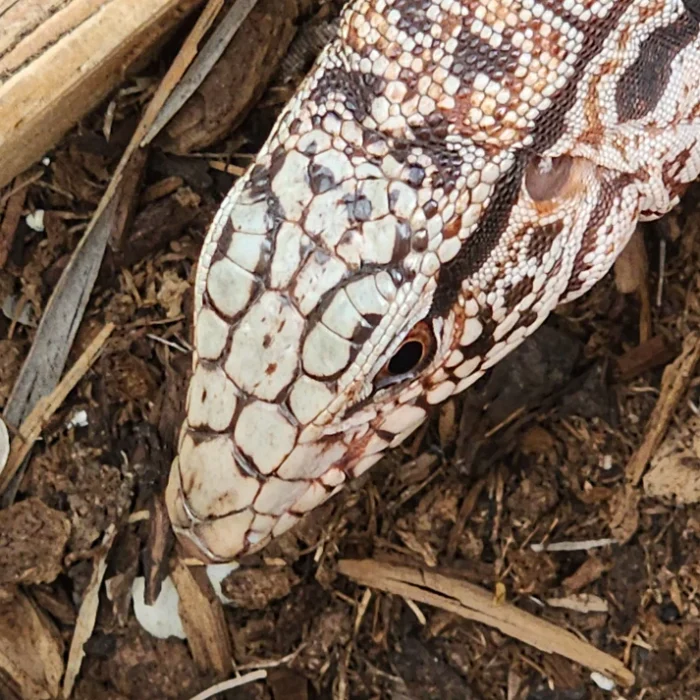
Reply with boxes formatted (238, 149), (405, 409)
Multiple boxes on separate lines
(344, 193), (373, 221)
(524, 221), (565, 266)
(406, 164), (426, 187)
(517, 309), (538, 331)
(308, 66), (384, 122)
(392, 0), (435, 37)
(299, 138), (320, 156)
(451, 22), (521, 84)
(392, 221), (413, 261)
(683, 0), (700, 23)
(532, 0), (637, 152)
(247, 164), (272, 202)
(308, 162), (337, 194)
(375, 428), (395, 443)
(424, 200), (439, 218)
(253, 237), (274, 278)
(216, 217), (236, 265)
(461, 314), (497, 361)
(411, 230), (429, 251)
(412, 111), (450, 144)
(429, 150), (530, 318)
(426, 144), (466, 194)
(502, 276), (534, 312)
(616, 12), (697, 122)
(564, 171), (635, 298)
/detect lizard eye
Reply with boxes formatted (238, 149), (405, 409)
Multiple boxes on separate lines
(375, 321), (435, 389)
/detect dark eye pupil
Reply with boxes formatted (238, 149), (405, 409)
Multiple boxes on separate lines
(387, 340), (424, 375)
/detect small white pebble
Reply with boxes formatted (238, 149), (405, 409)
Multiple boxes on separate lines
(65, 409), (89, 430)
(41, 157), (51, 166)
(131, 576), (186, 640)
(590, 672), (616, 692)
(26, 210), (45, 232)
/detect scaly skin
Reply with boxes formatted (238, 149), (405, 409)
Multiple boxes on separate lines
(166, 0), (700, 562)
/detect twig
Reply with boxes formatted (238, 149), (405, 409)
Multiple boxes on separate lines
(531, 538), (617, 553)
(62, 525), (117, 698)
(187, 670), (267, 700)
(626, 331), (700, 486)
(142, 0), (261, 146)
(338, 558), (636, 688)
(0, 323), (115, 496)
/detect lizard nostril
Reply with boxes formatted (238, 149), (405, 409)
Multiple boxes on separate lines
(524, 154), (574, 202)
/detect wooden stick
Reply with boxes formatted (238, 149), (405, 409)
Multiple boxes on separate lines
(626, 331), (700, 486)
(0, 322), (114, 495)
(187, 671), (267, 700)
(338, 559), (636, 688)
(62, 525), (117, 699)
(0, 0), (204, 189)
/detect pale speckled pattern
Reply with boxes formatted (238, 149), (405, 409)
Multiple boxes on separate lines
(166, 0), (700, 562)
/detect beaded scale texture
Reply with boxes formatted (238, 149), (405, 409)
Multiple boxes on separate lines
(166, 0), (700, 562)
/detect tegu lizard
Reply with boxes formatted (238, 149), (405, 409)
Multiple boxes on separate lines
(165, 0), (700, 562)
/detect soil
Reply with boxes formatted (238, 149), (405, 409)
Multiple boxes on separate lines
(0, 2), (699, 699)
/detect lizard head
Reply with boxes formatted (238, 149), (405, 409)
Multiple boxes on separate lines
(166, 0), (700, 562)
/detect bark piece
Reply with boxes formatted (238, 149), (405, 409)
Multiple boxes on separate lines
(171, 558), (232, 677)
(160, 0), (308, 153)
(0, 497), (70, 585)
(0, 586), (64, 700)
(0, 0), (204, 189)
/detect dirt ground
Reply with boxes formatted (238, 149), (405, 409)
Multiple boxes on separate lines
(1, 2), (699, 699)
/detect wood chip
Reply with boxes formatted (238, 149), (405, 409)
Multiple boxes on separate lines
(546, 594), (609, 614)
(643, 416), (700, 504)
(171, 558), (232, 677)
(338, 559), (635, 688)
(615, 335), (676, 383)
(143, 494), (175, 605)
(0, 0), (204, 188)
(614, 229), (651, 342)
(187, 670), (267, 700)
(3, 0), (230, 445)
(0, 586), (64, 700)
(562, 556), (610, 593)
(142, 0), (260, 146)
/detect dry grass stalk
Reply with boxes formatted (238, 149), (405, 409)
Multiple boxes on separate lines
(339, 558), (636, 688)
